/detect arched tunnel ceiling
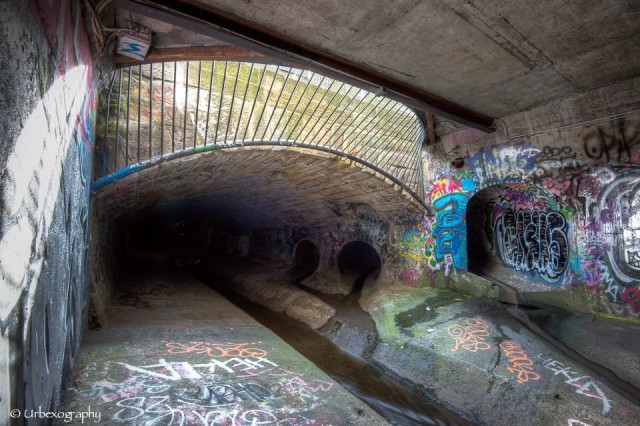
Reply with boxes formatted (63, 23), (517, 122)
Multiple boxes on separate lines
(95, 147), (424, 231)
(112, 0), (640, 121)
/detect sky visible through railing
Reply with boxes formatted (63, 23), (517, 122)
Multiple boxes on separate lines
(97, 61), (425, 199)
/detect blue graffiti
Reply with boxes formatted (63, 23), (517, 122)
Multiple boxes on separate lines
(92, 164), (143, 190)
(120, 42), (145, 60)
(467, 141), (538, 186)
(432, 193), (469, 270)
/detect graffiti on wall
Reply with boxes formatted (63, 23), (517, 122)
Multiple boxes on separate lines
(466, 140), (539, 187)
(423, 117), (640, 317)
(583, 118), (640, 163)
(0, 0), (97, 415)
(492, 206), (569, 284)
(424, 174), (476, 275)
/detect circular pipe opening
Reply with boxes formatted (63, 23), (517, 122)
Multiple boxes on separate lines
(338, 241), (382, 292)
(288, 239), (320, 281)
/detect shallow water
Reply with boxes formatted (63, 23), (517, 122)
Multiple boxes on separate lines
(197, 272), (474, 426)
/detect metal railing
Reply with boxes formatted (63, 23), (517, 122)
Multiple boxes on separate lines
(95, 61), (425, 202)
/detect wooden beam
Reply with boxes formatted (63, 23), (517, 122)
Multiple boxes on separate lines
(115, 45), (267, 66)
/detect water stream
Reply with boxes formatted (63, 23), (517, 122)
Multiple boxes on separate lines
(194, 269), (474, 426)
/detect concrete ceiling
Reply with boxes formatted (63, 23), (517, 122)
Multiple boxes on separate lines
(111, 0), (640, 132)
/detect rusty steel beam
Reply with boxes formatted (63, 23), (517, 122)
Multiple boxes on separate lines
(112, 0), (494, 131)
(115, 45), (268, 66)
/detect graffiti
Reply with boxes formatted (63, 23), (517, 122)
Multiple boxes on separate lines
(394, 229), (427, 263)
(498, 341), (540, 384)
(178, 381), (274, 405)
(430, 179), (463, 201)
(568, 420), (592, 426)
(432, 192), (469, 272)
(466, 141), (538, 186)
(236, 367), (334, 395)
(448, 319), (492, 352)
(113, 397), (280, 425)
(117, 358), (279, 381)
(622, 287), (640, 312)
(536, 146), (578, 164)
(538, 355), (611, 414)
(162, 341), (267, 358)
(583, 119), (640, 163)
(493, 206), (569, 283)
(598, 174), (640, 285)
(399, 269), (421, 285)
(276, 226), (311, 258)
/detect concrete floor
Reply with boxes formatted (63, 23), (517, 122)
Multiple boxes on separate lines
(187, 254), (640, 426)
(57, 254), (386, 425)
(57, 252), (640, 425)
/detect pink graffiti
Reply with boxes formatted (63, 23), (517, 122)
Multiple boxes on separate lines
(429, 179), (462, 201)
(399, 269), (421, 285)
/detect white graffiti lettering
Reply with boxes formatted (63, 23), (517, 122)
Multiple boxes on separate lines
(117, 358), (279, 381)
(538, 355), (611, 414)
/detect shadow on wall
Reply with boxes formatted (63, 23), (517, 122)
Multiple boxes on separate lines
(467, 184), (570, 291)
(338, 241), (382, 293)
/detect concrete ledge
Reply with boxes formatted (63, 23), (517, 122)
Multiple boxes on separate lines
(364, 286), (640, 425)
(300, 271), (353, 296)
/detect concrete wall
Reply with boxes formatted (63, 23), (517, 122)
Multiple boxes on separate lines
(0, 0), (98, 419)
(416, 77), (640, 318)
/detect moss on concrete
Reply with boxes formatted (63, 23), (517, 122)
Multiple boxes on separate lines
(368, 286), (465, 343)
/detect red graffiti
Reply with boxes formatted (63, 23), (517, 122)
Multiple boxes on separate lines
(448, 319), (492, 352)
(162, 341), (267, 358)
(498, 341), (540, 384)
(622, 287), (640, 311)
(29, 0), (92, 77)
(430, 179), (462, 201)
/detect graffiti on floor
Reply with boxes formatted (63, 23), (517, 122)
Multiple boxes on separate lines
(537, 354), (611, 414)
(71, 341), (342, 425)
(498, 341), (540, 384)
(448, 319), (492, 352)
(162, 341), (267, 358)
(492, 206), (569, 283)
(116, 357), (279, 381)
(568, 420), (593, 426)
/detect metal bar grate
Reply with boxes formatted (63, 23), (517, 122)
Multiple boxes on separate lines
(97, 61), (426, 202)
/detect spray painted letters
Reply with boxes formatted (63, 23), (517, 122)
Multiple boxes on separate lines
(493, 206), (569, 283)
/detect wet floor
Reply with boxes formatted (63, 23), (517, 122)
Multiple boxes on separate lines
(57, 256), (388, 425)
(194, 267), (474, 426)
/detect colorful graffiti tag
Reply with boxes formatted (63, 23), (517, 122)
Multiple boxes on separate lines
(466, 140), (539, 187)
(492, 206), (569, 284)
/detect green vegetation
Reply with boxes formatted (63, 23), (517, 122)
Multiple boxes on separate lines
(96, 61), (424, 193)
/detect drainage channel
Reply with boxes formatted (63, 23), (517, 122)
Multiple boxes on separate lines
(193, 269), (474, 426)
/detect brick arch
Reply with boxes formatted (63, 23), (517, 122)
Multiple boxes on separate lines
(93, 147), (424, 230)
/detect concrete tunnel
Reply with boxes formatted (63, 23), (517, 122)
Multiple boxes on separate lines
(2, 1), (640, 425)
